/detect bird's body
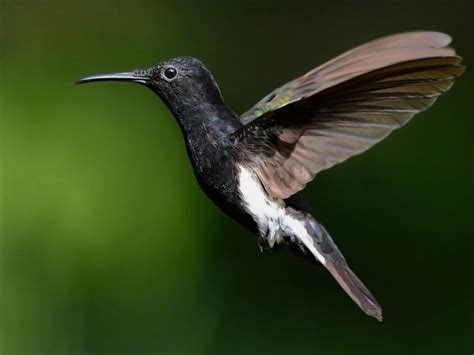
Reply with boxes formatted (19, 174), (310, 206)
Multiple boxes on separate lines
(175, 101), (310, 241)
(173, 98), (332, 254)
(77, 31), (464, 321)
(169, 101), (258, 232)
(176, 103), (383, 317)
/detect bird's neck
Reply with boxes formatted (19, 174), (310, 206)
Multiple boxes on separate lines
(169, 101), (242, 175)
(172, 101), (242, 142)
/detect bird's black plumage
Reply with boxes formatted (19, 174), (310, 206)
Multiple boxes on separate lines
(77, 32), (464, 321)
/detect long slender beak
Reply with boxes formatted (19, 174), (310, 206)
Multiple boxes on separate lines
(75, 71), (151, 85)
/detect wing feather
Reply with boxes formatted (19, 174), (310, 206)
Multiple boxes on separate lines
(240, 32), (457, 125)
(236, 32), (464, 199)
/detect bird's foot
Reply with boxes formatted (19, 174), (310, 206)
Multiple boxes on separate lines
(257, 235), (272, 252)
(257, 225), (283, 252)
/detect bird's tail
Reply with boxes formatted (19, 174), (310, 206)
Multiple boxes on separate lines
(291, 216), (382, 321)
(324, 256), (382, 321)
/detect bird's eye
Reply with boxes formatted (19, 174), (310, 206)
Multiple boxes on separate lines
(163, 67), (178, 81)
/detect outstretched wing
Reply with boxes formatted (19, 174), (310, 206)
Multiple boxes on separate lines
(235, 32), (464, 200)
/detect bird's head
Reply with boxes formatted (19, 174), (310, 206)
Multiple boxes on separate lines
(77, 56), (225, 116)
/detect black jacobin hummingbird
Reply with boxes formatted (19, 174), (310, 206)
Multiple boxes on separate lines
(77, 32), (464, 321)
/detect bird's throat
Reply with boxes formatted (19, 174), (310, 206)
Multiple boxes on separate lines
(172, 102), (242, 142)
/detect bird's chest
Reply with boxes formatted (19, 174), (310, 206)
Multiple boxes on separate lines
(196, 159), (238, 202)
(188, 143), (235, 196)
(187, 143), (255, 228)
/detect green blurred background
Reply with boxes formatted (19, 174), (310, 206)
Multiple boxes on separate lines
(1, 0), (473, 354)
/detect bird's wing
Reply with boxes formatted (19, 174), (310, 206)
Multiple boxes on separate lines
(235, 32), (464, 200)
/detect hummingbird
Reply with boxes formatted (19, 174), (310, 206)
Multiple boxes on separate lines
(77, 31), (464, 321)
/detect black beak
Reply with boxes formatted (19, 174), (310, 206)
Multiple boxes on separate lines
(75, 71), (151, 85)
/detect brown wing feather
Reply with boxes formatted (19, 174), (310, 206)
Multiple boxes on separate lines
(240, 32), (456, 125)
(237, 34), (464, 199)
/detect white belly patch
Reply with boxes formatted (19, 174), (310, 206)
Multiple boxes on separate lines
(237, 165), (326, 265)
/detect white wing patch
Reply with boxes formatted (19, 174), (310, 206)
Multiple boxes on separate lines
(237, 165), (326, 265)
